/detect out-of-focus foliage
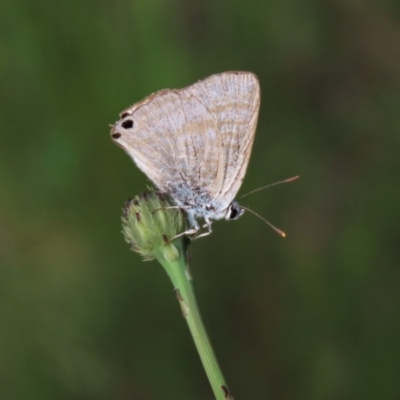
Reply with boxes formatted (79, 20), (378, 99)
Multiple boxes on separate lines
(1, 1), (399, 399)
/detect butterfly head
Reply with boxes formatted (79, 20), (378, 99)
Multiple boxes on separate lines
(225, 201), (245, 221)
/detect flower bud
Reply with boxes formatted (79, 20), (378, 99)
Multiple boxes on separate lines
(121, 190), (187, 261)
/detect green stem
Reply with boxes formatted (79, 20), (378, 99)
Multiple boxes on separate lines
(155, 241), (233, 400)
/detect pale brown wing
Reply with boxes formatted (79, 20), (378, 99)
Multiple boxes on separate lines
(186, 72), (260, 208)
(110, 88), (223, 194)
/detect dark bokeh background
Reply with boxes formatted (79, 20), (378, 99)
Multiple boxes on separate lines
(1, 1), (400, 399)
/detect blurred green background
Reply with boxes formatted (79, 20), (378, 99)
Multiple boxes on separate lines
(1, 0), (400, 399)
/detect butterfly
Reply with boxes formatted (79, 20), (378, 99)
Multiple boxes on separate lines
(110, 71), (260, 239)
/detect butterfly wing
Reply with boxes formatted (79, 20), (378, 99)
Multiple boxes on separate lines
(110, 72), (260, 213)
(186, 72), (260, 209)
(110, 89), (223, 195)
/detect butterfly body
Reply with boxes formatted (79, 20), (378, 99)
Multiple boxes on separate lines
(111, 71), (260, 238)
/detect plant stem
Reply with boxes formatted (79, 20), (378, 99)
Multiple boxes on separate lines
(155, 241), (232, 400)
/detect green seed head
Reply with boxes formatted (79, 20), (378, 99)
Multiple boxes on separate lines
(121, 190), (188, 261)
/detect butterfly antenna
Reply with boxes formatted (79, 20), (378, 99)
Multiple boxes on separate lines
(240, 176), (300, 199)
(240, 205), (286, 237)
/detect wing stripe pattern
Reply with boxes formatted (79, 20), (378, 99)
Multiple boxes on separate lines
(111, 71), (260, 218)
(187, 72), (260, 207)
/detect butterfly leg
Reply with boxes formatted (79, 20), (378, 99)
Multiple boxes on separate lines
(153, 205), (200, 240)
(170, 214), (200, 241)
(192, 218), (213, 240)
(152, 205), (182, 215)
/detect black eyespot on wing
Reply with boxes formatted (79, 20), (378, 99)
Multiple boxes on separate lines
(121, 119), (134, 129)
(111, 132), (121, 139)
(120, 112), (130, 118)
